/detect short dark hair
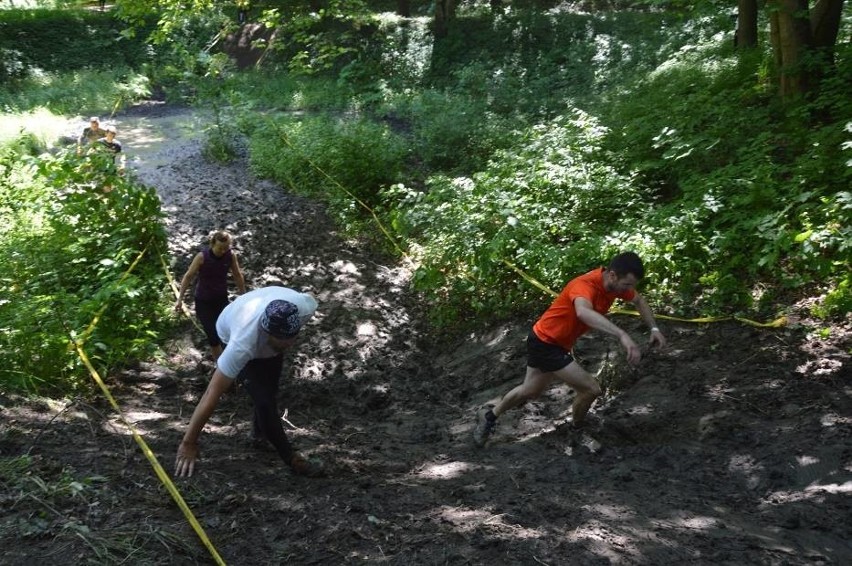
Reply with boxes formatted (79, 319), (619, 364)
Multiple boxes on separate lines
(608, 252), (644, 280)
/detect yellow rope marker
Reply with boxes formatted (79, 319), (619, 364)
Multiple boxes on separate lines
(74, 243), (151, 348)
(269, 120), (407, 257)
(157, 245), (205, 334)
(69, 339), (226, 566)
(501, 258), (786, 328)
(68, 241), (225, 564)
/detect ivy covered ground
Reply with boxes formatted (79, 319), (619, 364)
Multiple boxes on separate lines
(1, 105), (850, 565)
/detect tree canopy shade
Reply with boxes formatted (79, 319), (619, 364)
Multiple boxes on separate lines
(3, 1), (848, 327)
(112, 0), (848, 102)
(735, 0), (847, 99)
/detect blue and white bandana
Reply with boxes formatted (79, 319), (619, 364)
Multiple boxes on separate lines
(260, 300), (301, 338)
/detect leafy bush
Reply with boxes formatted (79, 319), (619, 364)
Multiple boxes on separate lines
(218, 71), (355, 112)
(248, 112), (406, 231)
(0, 68), (151, 116)
(388, 86), (520, 175)
(0, 8), (155, 81)
(394, 108), (646, 323)
(599, 20), (852, 314)
(0, 140), (168, 394)
(203, 5), (849, 324)
(255, 0), (377, 77)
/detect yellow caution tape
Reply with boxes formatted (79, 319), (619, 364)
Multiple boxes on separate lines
(501, 258), (786, 329)
(68, 240), (226, 565)
(157, 245), (205, 333)
(69, 339), (226, 566)
(269, 120), (407, 257)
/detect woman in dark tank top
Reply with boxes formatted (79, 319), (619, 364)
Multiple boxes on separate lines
(174, 231), (247, 360)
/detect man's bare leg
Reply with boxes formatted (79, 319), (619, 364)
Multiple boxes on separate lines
(493, 366), (554, 417)
(474, 366), (554, 446)
(551, 361), (602, 426)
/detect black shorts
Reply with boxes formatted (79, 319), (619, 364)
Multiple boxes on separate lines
(194, 295), (229, 347)
(527, 330), (574, 373)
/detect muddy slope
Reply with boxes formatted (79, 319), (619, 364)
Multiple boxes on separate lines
(1, 104), (850, 565)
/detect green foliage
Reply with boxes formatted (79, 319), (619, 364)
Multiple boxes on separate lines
(0, 8), (155, 81)
(15, 0), (839, 337)
(202, 118), (242, 163)
(394, 109), (645, 322)
(248, 112), (406, 235)
(115, 0), (224, 47)
(196, 54), (243, 163)
(260, 0), (377, 77)
(221, 71), (354, 112)
(388, 86), (521, 174)
(428, 10), (694, 115)
(0, 139), (168, 394)
(232, 6), (849, 323)
(599, 19), (852, 314)
(0, 68), (151, 115)
(111, 0), (229, 102)
(810, 272), (852, 319)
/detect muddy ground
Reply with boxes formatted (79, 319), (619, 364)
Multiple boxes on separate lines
(1, 104), (850, 565)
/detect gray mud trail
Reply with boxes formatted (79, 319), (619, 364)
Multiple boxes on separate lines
(0, 103), (849, 565)
(119, 105), (852, 566)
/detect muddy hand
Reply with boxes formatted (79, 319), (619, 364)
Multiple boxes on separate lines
(649, 328), (667, 350)
(620, 333), (642, 365)
(175, 442), (199, 477)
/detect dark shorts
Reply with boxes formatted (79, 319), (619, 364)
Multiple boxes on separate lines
(194, 295), (229, 347)
(526, 330), (574, 373)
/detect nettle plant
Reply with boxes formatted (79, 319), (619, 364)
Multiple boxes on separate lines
(0, 144), (167, 394)
(395, 107), (650, 322)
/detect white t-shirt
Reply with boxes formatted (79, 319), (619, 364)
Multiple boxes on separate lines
(215, 287), (318, 379)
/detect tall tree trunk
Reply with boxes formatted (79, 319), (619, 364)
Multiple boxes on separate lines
(767, 0), (813, 99)
(769, 6), (782, 67)
(737, 0), (759, 48)
(434, 0), (455, 38)
(810, 0), (844, 53)
(397, 0), (410, 18)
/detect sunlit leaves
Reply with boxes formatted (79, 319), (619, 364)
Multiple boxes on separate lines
(398, 108), (646, 323)
(0, 142), (168, 394)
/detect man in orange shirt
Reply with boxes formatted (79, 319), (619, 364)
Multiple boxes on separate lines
(473, 252), (666, 447)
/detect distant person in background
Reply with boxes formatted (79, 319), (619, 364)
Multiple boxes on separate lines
(77, 116), (105, 154)
(237, 0), (251, 23)
(473, 252), (667, 447)
(174, 286), (325, 478)
(95, 125), (126, 173)
(175, 230), (247, 360)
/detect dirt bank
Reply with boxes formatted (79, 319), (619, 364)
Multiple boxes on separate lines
(1, 103), (850, 565)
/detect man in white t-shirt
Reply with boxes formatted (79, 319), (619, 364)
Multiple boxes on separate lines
(175, 286), (324, 478)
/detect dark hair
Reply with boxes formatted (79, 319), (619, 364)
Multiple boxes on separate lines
(608, 252), (644, 280)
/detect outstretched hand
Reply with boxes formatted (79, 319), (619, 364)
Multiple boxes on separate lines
(619, 333), (642, 365)
(649, 329), (667, 350)
(175, 441), (199, 478)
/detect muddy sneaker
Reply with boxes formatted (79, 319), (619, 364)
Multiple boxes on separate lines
(290, 453), (326, 478)
(248, 434), (272, 452)
(571, 412), (603, 431)
(473, 408), (497, 447)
